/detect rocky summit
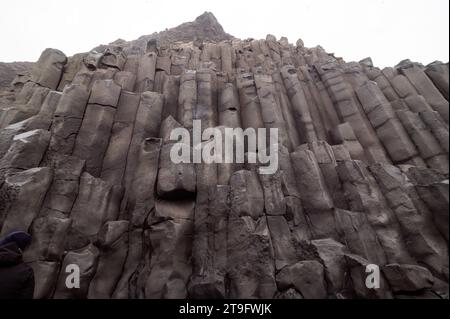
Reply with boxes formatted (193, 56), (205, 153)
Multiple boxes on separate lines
(0, 12), (448, 299)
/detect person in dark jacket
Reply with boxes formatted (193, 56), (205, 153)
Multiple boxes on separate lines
(0, 231), (35, 299)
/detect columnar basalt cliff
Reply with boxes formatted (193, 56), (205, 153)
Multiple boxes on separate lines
(0, 12), (448, 299)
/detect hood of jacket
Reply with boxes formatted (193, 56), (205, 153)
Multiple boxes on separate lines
(0, 242), (22, 266)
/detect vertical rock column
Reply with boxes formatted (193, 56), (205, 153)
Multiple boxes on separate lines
(218, 83), (241, 128)
(419, 111), (449, 154)
(355, 81), (424, 167)
(72, 79), (121, 176)
(331, 122), (367, 162)
(201, 43), (222, 71)
(290, 149), (337, 239)
(121, 91), (163, 216)
(101, 91), (141, 186)
(134, 52), (157, 93)
(254, 72), (291, 150)
(0, 129), (50, 178)
(217, 83), (243, 184)
(389, 73), (419, 104)
(189, 184), (228, 298)
(44, 84), (90, 164)
(128, 138), (163, 227)
(336, 160), (413, 265)
(136, 127), (196, 298)
(0, 167), (53, 237)
(398, 64), (449, 123)
(397, 110), (449, 174)
(87, 220), (129, 299)
(260, 171), (298, 270)
(161, 74), (180, 121)
(26, 90), (62, 131)
(189, 117), (220, 297)
(0, 90), (61, 160)
(122, 46), (142, 75)
(196, 68), (218, 129)
(58, 53), (87, 91)
(334, 208), (387, 267)
(114, 70), (136, 92)
(425, 61), (449, 101)
(0, 131), (74, 299)
(280, 65), (317, 144)
(297, 66), (329, 141)
(227, 170), (277, 298)
(272, 70), (301, 149)
(66, 172), (121, 250)
(0, 86), (50, 129)
(23, 215), (72, 298)
(236, 72), (265, 133)
(39, 155), (85, 218)
(30, 48), (67, 90)
(405, 167), (449, 243)
(53, 244), (99, 299)
(140, 199), (195, 298)
(278, 146), (311, 241)
(265, 35), (282, 67)
(178, 70), (197, 129)
(362, 63), (402, 106)
(112, 138), (162, 298)
(317, 62), (389, 163)
(156, 119), (196, 200)
(29, 156), (80, 295)
(309, 141), (348, 210)
(220, 42), (233, 75)
(314, 76), (341, 129)
(369, 164), (449, 278)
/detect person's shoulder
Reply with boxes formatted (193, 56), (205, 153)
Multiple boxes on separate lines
(12, 260), (34, 278)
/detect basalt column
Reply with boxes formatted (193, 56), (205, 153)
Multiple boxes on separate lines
(0, 13), (448, 299)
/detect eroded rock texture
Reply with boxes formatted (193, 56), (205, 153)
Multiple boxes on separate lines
(0, 12), (448, 299)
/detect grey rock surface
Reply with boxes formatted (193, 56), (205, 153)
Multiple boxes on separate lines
(0, 12), (448, 299)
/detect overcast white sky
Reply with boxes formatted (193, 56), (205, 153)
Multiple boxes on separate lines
(0, 0), (448, 67)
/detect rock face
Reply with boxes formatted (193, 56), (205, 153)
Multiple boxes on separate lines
(0, 12), (448, 299)
(0, 61), (33, 92)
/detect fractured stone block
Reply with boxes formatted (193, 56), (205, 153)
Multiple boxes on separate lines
(31, 48), (67, 90)
(0, 167), (53, 237)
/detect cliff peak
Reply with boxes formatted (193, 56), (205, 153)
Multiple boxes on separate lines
(134, 11), (233, 46)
